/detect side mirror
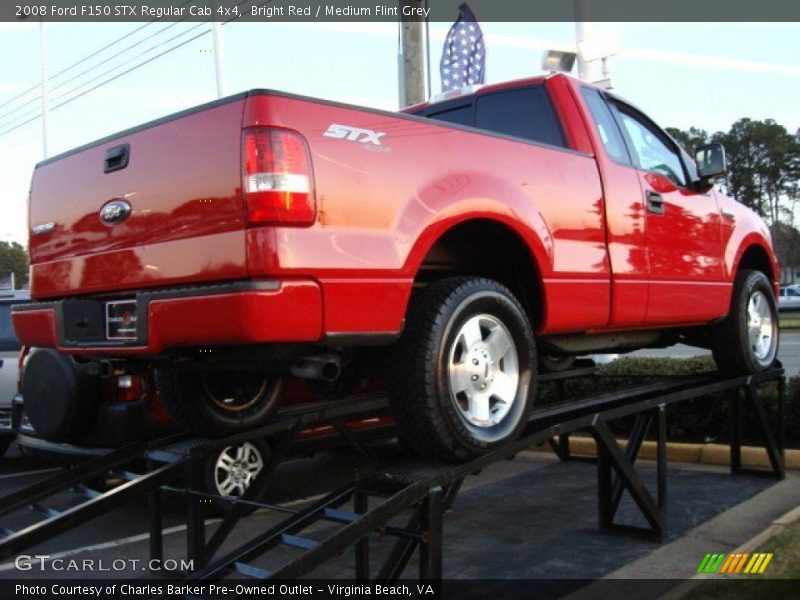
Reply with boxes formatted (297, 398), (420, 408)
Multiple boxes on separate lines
(695, 143), (727, 179)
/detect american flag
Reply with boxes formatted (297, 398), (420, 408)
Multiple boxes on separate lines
(440, 3), (485, 93)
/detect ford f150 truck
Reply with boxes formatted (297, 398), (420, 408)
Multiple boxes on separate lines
(12, 73), (779, 462)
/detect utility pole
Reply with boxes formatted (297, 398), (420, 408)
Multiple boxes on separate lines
(573, 0), (593, 82)
(212, 22), (226, 98)
(398, 16), (425, 107)
(39, 20), (49, 158)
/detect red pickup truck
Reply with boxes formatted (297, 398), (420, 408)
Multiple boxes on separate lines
(12, 73), (779, 462)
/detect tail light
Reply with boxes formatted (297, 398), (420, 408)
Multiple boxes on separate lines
(116, 374), (144, 402)
(242, 127), (316, 226)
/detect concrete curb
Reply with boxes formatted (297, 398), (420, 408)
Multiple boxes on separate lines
(535, 436), (800, 470)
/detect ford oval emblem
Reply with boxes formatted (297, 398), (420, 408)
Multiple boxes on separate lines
(100, 199), (131, 225)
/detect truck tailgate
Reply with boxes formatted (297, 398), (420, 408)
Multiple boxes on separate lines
(28, 98), (247, 299)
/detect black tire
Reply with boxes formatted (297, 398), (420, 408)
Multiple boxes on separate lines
(203, 438), (272, 516)
(0, 438), (11, 458)
(154, 368), (284, 436)
(22, 349), (99, 442)
(388, 277), (537, 463)
(539, 354), (575, 373)
(712, 270), (779, 374)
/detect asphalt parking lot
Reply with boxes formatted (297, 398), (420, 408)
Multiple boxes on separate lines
(1, 439), (798, 590)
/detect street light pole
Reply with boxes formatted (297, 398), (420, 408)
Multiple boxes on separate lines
(212, 21), (226, 98)
(574, 0), (592, 81)
(39, 20), (49, 158)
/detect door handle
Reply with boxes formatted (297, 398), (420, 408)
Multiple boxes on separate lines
(646, 190), (665, 215)
(104, 143), (130, 174)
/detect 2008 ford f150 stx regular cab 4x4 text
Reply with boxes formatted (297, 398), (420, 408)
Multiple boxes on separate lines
(12, 74), (779, 462)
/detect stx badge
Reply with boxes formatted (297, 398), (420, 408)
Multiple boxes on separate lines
(323, 123), (386, 146)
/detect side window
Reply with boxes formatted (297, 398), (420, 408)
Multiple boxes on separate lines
(475, 87), (566, 148)
(789, 289), (800, 297)
(426, 104), (473, 127)
(613, 104), (687, 187)
(580, 88), (630, 165)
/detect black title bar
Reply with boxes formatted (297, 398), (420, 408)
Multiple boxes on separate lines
(5, 0), (800, 23)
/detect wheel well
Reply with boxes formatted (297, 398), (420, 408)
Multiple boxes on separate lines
(738, 245), (774, 282)
(416, 220), (543, 327)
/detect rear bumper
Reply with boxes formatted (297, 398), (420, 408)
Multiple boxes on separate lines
(16, 433), (110, 464)
(11, 279), (323, 356)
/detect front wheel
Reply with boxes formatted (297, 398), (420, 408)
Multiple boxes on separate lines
(712, 270), (779, 374)
(388, 277), (536, 463)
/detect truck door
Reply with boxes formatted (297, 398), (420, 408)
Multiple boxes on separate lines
(609, 100), (726, 324)
(579, 87), (649, 327)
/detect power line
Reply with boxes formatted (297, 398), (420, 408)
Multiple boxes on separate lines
(51, 27), (212, 112)
(0, 0), (260, 140)
(0, 23), (189, 123)
(0, 25), (209, 138)
(0, 22), (204, 130)
(0, 23), (154, 115)
(0, 0), (196, 119)
(50, 23), (209, 106)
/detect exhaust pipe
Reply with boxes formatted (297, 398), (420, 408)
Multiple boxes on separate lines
(290, 355), (341, 382)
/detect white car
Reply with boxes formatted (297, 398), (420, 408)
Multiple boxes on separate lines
(0, 290), (28, 456)
(778, 287), (800, 312)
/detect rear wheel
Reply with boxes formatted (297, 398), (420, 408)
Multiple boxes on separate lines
(154, 369), (284, 436)
(388, 277), (536, 463)
(712, 270), (779, 374)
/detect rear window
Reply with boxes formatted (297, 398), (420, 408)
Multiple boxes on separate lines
(475, 87), (566, 148)
(0, 303), (20, 352)
(427, 104), (473, 127)
(418, 85), (566, 148)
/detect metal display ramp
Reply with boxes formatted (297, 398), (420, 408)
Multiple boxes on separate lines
(0, 365), (786, 594)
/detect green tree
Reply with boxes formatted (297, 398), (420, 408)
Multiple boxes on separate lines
(771, 223), (800, 283)
(713, 118), (800, 225)
(665, 126), (709, 155)
(0, 241), (28, 288)
(670, 120), (800, 226)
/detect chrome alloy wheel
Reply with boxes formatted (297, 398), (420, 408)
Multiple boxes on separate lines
(447, 314), (520, 437)
(747, 290), (777, 365)
(214, 442), (265, 497)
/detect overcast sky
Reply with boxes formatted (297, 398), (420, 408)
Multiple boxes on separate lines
(1, 21), (799, 244)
